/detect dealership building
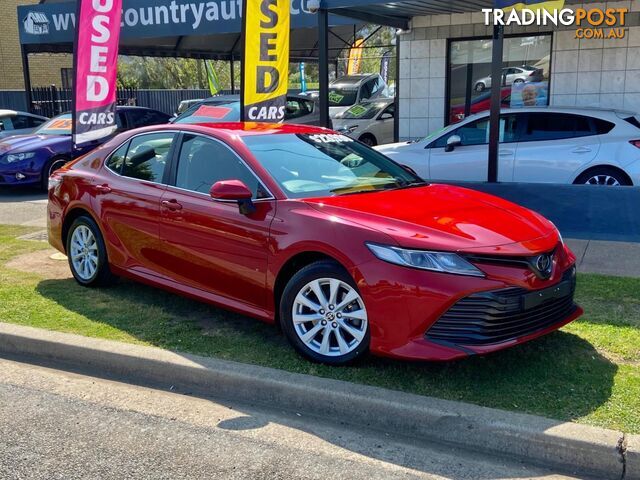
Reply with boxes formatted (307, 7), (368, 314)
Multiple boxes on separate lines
(392, 1), (640, 139)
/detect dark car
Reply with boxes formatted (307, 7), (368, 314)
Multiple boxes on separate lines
(173, 94), (328, 127)
(0, 106), (170, 190)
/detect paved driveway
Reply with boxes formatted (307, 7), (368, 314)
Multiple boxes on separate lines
(0, 188), (48, 228)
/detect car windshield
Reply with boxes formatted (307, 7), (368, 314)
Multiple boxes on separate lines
(329, 89), (358, 107)
(243, 133), (422, 199)
(340, 102), (386, 120)
(174, 101), (240, 124)
(35, 114), (72, 135)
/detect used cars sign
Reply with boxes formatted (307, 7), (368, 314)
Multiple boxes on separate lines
(73, 0), (122, 145)
(241, 0), (290, 122)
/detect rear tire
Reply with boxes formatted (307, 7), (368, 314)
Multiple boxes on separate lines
(574, 167), (631, 186)
(41, 156), (68, 191)
(279, 260), (370, 365)
(66, 215), (117, 287)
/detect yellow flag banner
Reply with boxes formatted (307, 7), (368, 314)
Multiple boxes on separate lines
(241, 0), (290, 122)
(347, 38), (364, 75)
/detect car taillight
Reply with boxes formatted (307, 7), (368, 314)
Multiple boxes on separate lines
(48, 175), (62, 191)
(629, 140), (640, 149)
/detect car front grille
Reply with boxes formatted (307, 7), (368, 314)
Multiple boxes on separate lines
(425, 267), (577, 347)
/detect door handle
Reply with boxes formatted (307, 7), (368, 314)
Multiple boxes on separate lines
(499, 150), (514, 156)
(571, 147), (592, 154)
(161, 199), (183, 211)
(95, 184), (112, 194)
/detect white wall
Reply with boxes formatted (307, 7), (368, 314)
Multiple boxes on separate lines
(398, 1), (640, 140)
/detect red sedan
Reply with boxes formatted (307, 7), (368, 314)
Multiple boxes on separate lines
(47, 122), (582, 364)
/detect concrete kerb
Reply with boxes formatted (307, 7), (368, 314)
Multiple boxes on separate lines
(0, 322), (636, 480)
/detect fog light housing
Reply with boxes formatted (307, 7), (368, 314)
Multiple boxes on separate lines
(15, 173), (26, 180)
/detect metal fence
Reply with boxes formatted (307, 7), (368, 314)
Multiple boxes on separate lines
(0, 88), (239, 117)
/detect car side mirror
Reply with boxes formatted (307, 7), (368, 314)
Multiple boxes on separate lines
(210, 179), (255, 215)
(379, 112), (394, 120)
(444, 134), (461, 152)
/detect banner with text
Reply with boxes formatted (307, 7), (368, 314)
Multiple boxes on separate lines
(73, 0), (122, 145)
(241, 0), (290, 122)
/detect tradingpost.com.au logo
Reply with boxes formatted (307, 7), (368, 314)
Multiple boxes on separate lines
(482, 6), (628, 39)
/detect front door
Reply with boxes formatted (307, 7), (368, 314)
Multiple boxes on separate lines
(428, 114), (519, 182)
(158, 133), (275, 311)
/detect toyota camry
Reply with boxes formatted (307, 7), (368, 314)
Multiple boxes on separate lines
(47, 122), (582, 364)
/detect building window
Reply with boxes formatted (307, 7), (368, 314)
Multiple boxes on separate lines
(446, 34), (551, 125)
(61, 68), (73, 90)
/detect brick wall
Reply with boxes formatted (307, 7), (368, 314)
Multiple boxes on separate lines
(398, 1), (640, 141)
(0, 0), (72, 90)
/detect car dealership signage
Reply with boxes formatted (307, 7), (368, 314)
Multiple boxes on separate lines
(241, 0), (290, 122)
(17, 0), (340, 45)
(73, 0), (123, 145)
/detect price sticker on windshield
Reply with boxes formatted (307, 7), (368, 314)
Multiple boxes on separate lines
(328, 92), (345, 104)
(307, 134), (354, 144)
(346, 104), (368, 118)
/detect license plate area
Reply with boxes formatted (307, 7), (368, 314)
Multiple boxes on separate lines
(523, 281), (572, 310)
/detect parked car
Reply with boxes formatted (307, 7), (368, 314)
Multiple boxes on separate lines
(333, 98), (395, 146)
(376, 107), (640, 186)
(0, 109), (48, 139)
(0, 106), (170, 190)
(176, 98), (204, 116)
(173, 94), (327, 127)
(47, 122), (581, 365)
(473, 66), (543, 92)
(327, 74), (390, 118)
(449, 87), (511, 124)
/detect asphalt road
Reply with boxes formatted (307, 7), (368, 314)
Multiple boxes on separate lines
(0, 358), (583, 480)
(0, 188), (47, 228)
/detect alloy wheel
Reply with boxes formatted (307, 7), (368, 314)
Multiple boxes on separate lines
(585, 174), (621, 186)
(292, 278), (368, 357)
(70, 225), (99, 281)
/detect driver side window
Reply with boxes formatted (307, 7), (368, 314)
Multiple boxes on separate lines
(431, 114), (519, 148)
(174, 134), (269, 198)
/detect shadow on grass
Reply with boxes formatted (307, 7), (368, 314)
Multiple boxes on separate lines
(31, 276), (620, 479)
(35, 276), (617, 424)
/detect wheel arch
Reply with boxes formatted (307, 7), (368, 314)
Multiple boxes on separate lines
(273, 251), (350, 321)
(573, 164), (633, 186)
(61, 206), (101, 253)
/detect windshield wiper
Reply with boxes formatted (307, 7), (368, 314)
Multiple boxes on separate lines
(382, 180), (429, 191)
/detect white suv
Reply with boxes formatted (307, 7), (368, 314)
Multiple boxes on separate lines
(377, 107), (640, 186)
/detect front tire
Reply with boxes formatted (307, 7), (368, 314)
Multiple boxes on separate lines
(474, 82), (485, 92)
(359, 134), (377, 146)
(279, 261), (370, 365)
(66, 215), (117, 287)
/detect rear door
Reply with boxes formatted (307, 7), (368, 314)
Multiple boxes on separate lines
(375, 103), (395, 145)
(513, 113), (600, 183)
(96, 131), (177, 274)
(158, 133), (275, 311)
(427, 114), (520, 182)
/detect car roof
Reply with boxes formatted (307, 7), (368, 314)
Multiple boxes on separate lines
(462, 105), (637, 121)
(134, 121), (331, 138)
(330, 74), (377, 87)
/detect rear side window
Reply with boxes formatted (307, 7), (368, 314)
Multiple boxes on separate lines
(121, 132), (176, 182)
(126, 109), (169, 129)
(594, 118), (615, 134)
(521, 113), (595, 141)
(623, 116), (640, 130)
(106, 142), (129, 173)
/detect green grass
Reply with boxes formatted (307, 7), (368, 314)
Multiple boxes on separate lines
(0, 224), (638, 433)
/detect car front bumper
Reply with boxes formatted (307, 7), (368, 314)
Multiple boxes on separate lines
(352, 243), (582, 361)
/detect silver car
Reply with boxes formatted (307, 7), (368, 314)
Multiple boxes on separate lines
(0, 109), (48, 139)
(474, 66), (543, 92)
(333, 98), (395, 146)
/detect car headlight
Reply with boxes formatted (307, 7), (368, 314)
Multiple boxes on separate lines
(6, 152), (36, 163)
(366, 243), (485, 277)
(337, 125), (358, 135)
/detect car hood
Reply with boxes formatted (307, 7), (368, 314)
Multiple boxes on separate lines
(0, 134), (70, 154)
(304, 184), (558, 255)
(374, 141), (416, 153)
